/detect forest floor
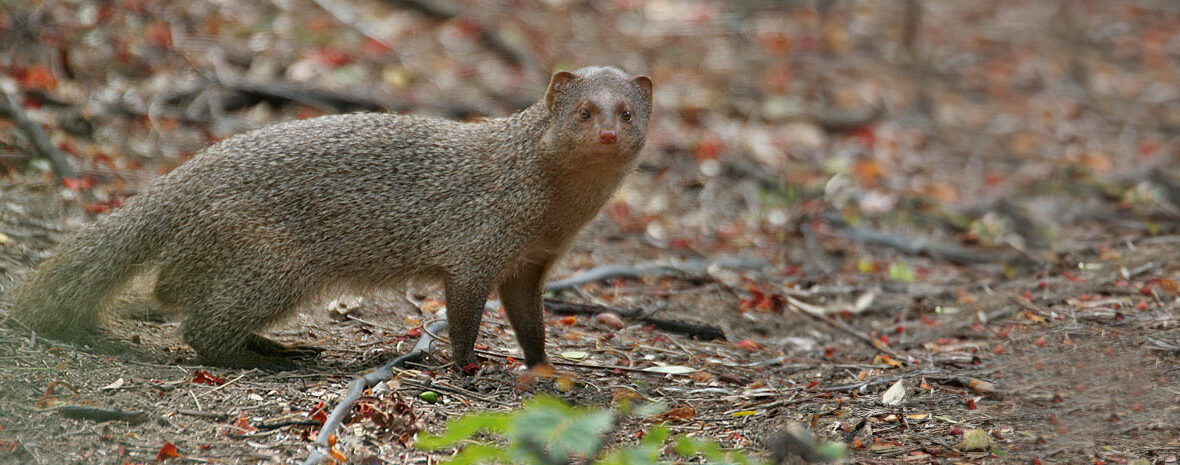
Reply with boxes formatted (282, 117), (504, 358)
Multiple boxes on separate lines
(0, 0), (1178, 464)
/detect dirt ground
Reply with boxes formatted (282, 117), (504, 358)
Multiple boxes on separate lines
(1, 0), (1179, 464)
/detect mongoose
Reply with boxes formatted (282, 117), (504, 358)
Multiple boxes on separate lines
(8, 66), (653, 370)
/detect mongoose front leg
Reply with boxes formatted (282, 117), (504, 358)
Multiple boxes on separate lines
(497, 263), (548, 367)
(444, 278), (494, 370)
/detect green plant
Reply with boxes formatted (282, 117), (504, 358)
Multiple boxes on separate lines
(415, 396), (759, 465)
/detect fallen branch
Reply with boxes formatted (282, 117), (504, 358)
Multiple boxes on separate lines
(385, 0), (540, 70)
(786, 296), (909, 363)
(823, 214), (1004, 264)
(302, 319), (447, 465)
(543, 255), (768, 293)
(309, 0), (395, 51)
(0, 87), (75, 179)
(543, 299), (726, 341)
(57, 406), (147, 424)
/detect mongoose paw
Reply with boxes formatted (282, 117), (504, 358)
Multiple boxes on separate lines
(244, 334), (322, 359)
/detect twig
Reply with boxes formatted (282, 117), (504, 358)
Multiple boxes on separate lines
(543, 299), (726, 340)
(385, 0), (540, 69)
(307, 0), (395, 51)
(196, 368), (257, 398)
(543, 256), (767, 293)
(823, 214), (1005, 264)
(0, 86), (75, 178)
(301, 319), (447, 465)
(786, 296), (909, 363)
(400, 379), (507, 406)
(57, 406), (148, 424)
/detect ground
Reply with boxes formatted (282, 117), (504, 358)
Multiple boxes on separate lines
(1, 0), (1179, 464)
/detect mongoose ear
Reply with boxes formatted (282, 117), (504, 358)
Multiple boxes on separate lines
(632, 75), (653, 105)
(546, 71), (578, 111)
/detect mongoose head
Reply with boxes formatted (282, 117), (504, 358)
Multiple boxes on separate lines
(543, 66), (653, 161)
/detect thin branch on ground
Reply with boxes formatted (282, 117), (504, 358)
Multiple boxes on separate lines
(786, 296), (910, 363)
(544, 256), (768, 293)
(302, 319), (448, 465)
(823, 214), (1007, 264)
(543, 298), (726, 340)
(0, 86), (75, 179)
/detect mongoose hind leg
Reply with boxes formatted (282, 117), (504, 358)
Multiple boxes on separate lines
(164, 264), (312, 369)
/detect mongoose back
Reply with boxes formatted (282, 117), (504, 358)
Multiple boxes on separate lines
(8, 66), (653, 369)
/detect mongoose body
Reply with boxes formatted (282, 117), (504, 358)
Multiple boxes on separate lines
(8, 66), (653, 369)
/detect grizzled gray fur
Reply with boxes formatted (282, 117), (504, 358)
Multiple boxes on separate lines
(8, 66), (653, 370)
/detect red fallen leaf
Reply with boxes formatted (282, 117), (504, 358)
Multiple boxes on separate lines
(735, 339), (761, 350)
(363, 37), (392, 55)
(145, 21), (172, 48)
(594, 312), (625, 329)
(405, 327), (422, 337)
(695, 137), (722, 161)
(85, 202), (114, 214)
(1035, 336), (1047, 347)
(155, 441), (181, 461)
(966, 398), (977, 410)
(62, 176), (97, 191)
(315, 46), (353, 67)
(806, 380), (819, 389)
(18, 65), (56, 92)
(559, 316), (577, 326)
(189, 370), (225, 386)
(850, 126), (876, 147)
(1137, 300), (1149, 310)
(1032, 457), (1043, 465)
(474, 342), (489, 350)
(1160, 278), (1179, 295)
(226, 416), (257, 434)
(1140, 141), (1159, 157)
(307, 402), (328, 424)
(461, 362), (480, 375)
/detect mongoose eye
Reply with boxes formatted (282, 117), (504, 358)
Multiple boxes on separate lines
(579, 108), (591, 120)
(621, 110), (632, 121)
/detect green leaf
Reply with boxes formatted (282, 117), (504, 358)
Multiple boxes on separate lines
(629, 401), (667, 419)
(416, 412), (510, 449)
(815, 441), (848, 461)
(888, 262), (915, 282)
(442, 444), (510, 465)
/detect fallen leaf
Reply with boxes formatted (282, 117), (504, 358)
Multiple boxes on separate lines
(642, 365), (697, 375)
(558, 351), (588, 361)
(190, 371), (225, 386)
(156, 441), (181, 461)
(967, 379), (995, 394)
(594, 312), (625, 329)
(881, 379), (906, 406)
(958, 429), (990, 451)
(100, 378), (125, 391)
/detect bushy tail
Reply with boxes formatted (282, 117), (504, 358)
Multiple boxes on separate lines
(7, 208), (162, 341)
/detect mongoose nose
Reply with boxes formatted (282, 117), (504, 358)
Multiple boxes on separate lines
(599, 130), (617, 144)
